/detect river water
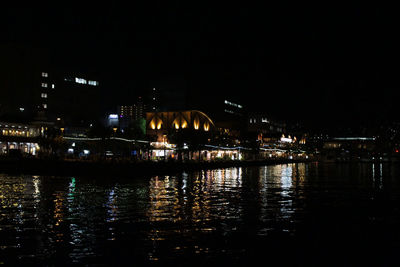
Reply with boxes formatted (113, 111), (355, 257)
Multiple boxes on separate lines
(1, 163), (400, 266)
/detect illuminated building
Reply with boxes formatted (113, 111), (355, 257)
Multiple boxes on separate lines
(149, 87), (158, 112)
(50, 73), (101, 126)
(194, 97), (245, 134)
(248, 113), (286, 134)
(118, 97), (146, 129)
(106, 114), (119, 127)
(321, 137), (377, 162)
(247, 112), (288, 144)
(8, 69), (102, 127)
(323, 137), (376, 150)
(0, 49), (102, 128)
(118, 105), (133, 129)
(146, 110), (215, 141)
(0, 122), (41, 155)
(38, 72), (52, 113)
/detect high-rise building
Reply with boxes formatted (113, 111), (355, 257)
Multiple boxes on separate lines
(149, 88), (158, 112)
(134, 97), (145, 121)
(43, 72), (102, 126)
(118, 97), (146, 129)
(146, 76), (187, 112)
(33, 71), (55, 122)
(0, 46), (103, 127)
(247, 113), (286, 135)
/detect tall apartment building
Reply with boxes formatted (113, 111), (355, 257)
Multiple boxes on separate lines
(35, 71), (102, 126)
(118, 97), (146, 129)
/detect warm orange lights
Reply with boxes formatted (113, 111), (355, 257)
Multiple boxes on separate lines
(150, 118), (163, 130)
(194, 117), (200, 130)
(148, 111), (214, 132)
(181, 120), (187, 129)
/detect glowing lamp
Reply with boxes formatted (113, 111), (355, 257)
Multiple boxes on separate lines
(204, 122), (209, 131)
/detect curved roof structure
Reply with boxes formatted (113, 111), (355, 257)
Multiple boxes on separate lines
(146, 110), (215, 132)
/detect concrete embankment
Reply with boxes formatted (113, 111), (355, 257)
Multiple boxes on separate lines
(0, 157), (314, 178)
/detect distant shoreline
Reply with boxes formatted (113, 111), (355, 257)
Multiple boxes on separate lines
(0, 157), (314, 178)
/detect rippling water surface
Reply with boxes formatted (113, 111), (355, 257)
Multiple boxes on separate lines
(1, 163), (400, 266)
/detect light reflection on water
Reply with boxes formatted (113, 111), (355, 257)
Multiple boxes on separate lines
(1, 163), (400, 265)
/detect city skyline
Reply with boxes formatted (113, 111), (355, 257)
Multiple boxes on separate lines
(2, 5), (400, 266)
(2, 4), (400, 130)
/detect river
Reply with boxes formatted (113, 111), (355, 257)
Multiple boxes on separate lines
(1, 163), (399, 266)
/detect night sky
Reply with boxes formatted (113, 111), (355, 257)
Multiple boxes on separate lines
(2, 3), (400, 129)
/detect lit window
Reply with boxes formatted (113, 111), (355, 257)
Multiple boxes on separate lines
(41, 83), (48, 88)
(224, 100), (242, 109)
(75, 77), (87, 84)
(41, 93), (47, 98)
(43, 104), (47, 109)
(88, 80), (99, 86)
(42, 72), (48, 77)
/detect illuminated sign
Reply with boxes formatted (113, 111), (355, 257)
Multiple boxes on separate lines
(108, 114), (118, 119)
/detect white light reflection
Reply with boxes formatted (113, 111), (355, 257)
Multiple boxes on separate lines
(32, 176), (41, 225)
(372, 164), (375, 181)
(182, 172), (188, 195)
(33, 176), (40, 198)
(372, 164), (375, 185)
(281, 164), (293, 194)
(236, 167), (242, 187)
(106, 186), (118, 223)
(280, 164), (294, 221)
(379, 163), (383, 190)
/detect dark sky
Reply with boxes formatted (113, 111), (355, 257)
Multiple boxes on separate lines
(2, 3), (400, 129)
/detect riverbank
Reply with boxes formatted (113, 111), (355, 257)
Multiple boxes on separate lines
(0, 157), (314, 178)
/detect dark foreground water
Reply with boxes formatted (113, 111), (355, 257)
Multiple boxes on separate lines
(1, 163), (400, 266)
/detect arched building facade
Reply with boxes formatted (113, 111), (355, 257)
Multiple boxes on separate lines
(146, 110), (215, 141)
